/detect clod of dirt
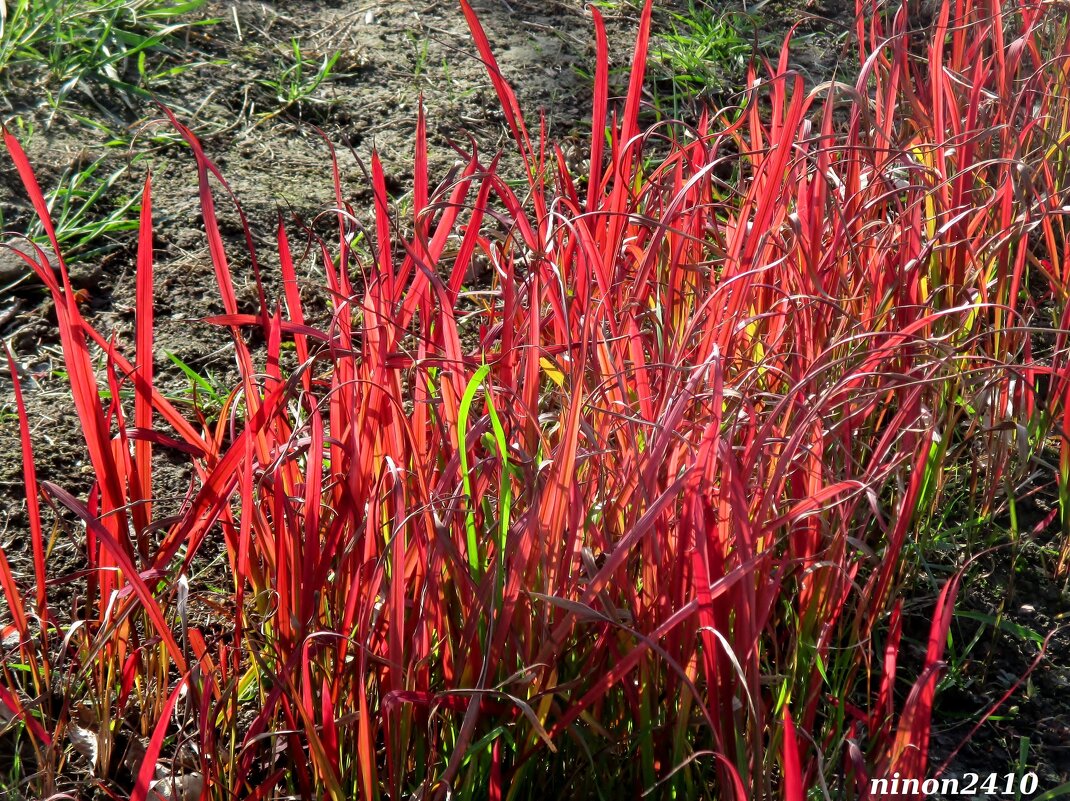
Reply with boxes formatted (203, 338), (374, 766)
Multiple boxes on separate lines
(0, 245), (36, 284)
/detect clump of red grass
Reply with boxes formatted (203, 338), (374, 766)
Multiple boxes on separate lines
(2, 0), (1068, 797)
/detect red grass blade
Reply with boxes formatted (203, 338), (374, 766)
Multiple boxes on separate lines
(5, 346), (48, 621)
(131, 676), (185, 801)
(133, 173), (155, 537)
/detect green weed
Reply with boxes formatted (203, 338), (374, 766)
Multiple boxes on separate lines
(0, 0), (215, 109)
(164, 350), (229, 420)
(25, 153), (140, 264)
(257, 37), (340, 120)
(652, 3), (754, 100)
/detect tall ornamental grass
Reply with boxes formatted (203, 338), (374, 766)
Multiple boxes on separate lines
(2, 0), (1068, 797)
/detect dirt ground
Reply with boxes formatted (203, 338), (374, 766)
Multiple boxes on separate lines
(1, 0), (1068, 795)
